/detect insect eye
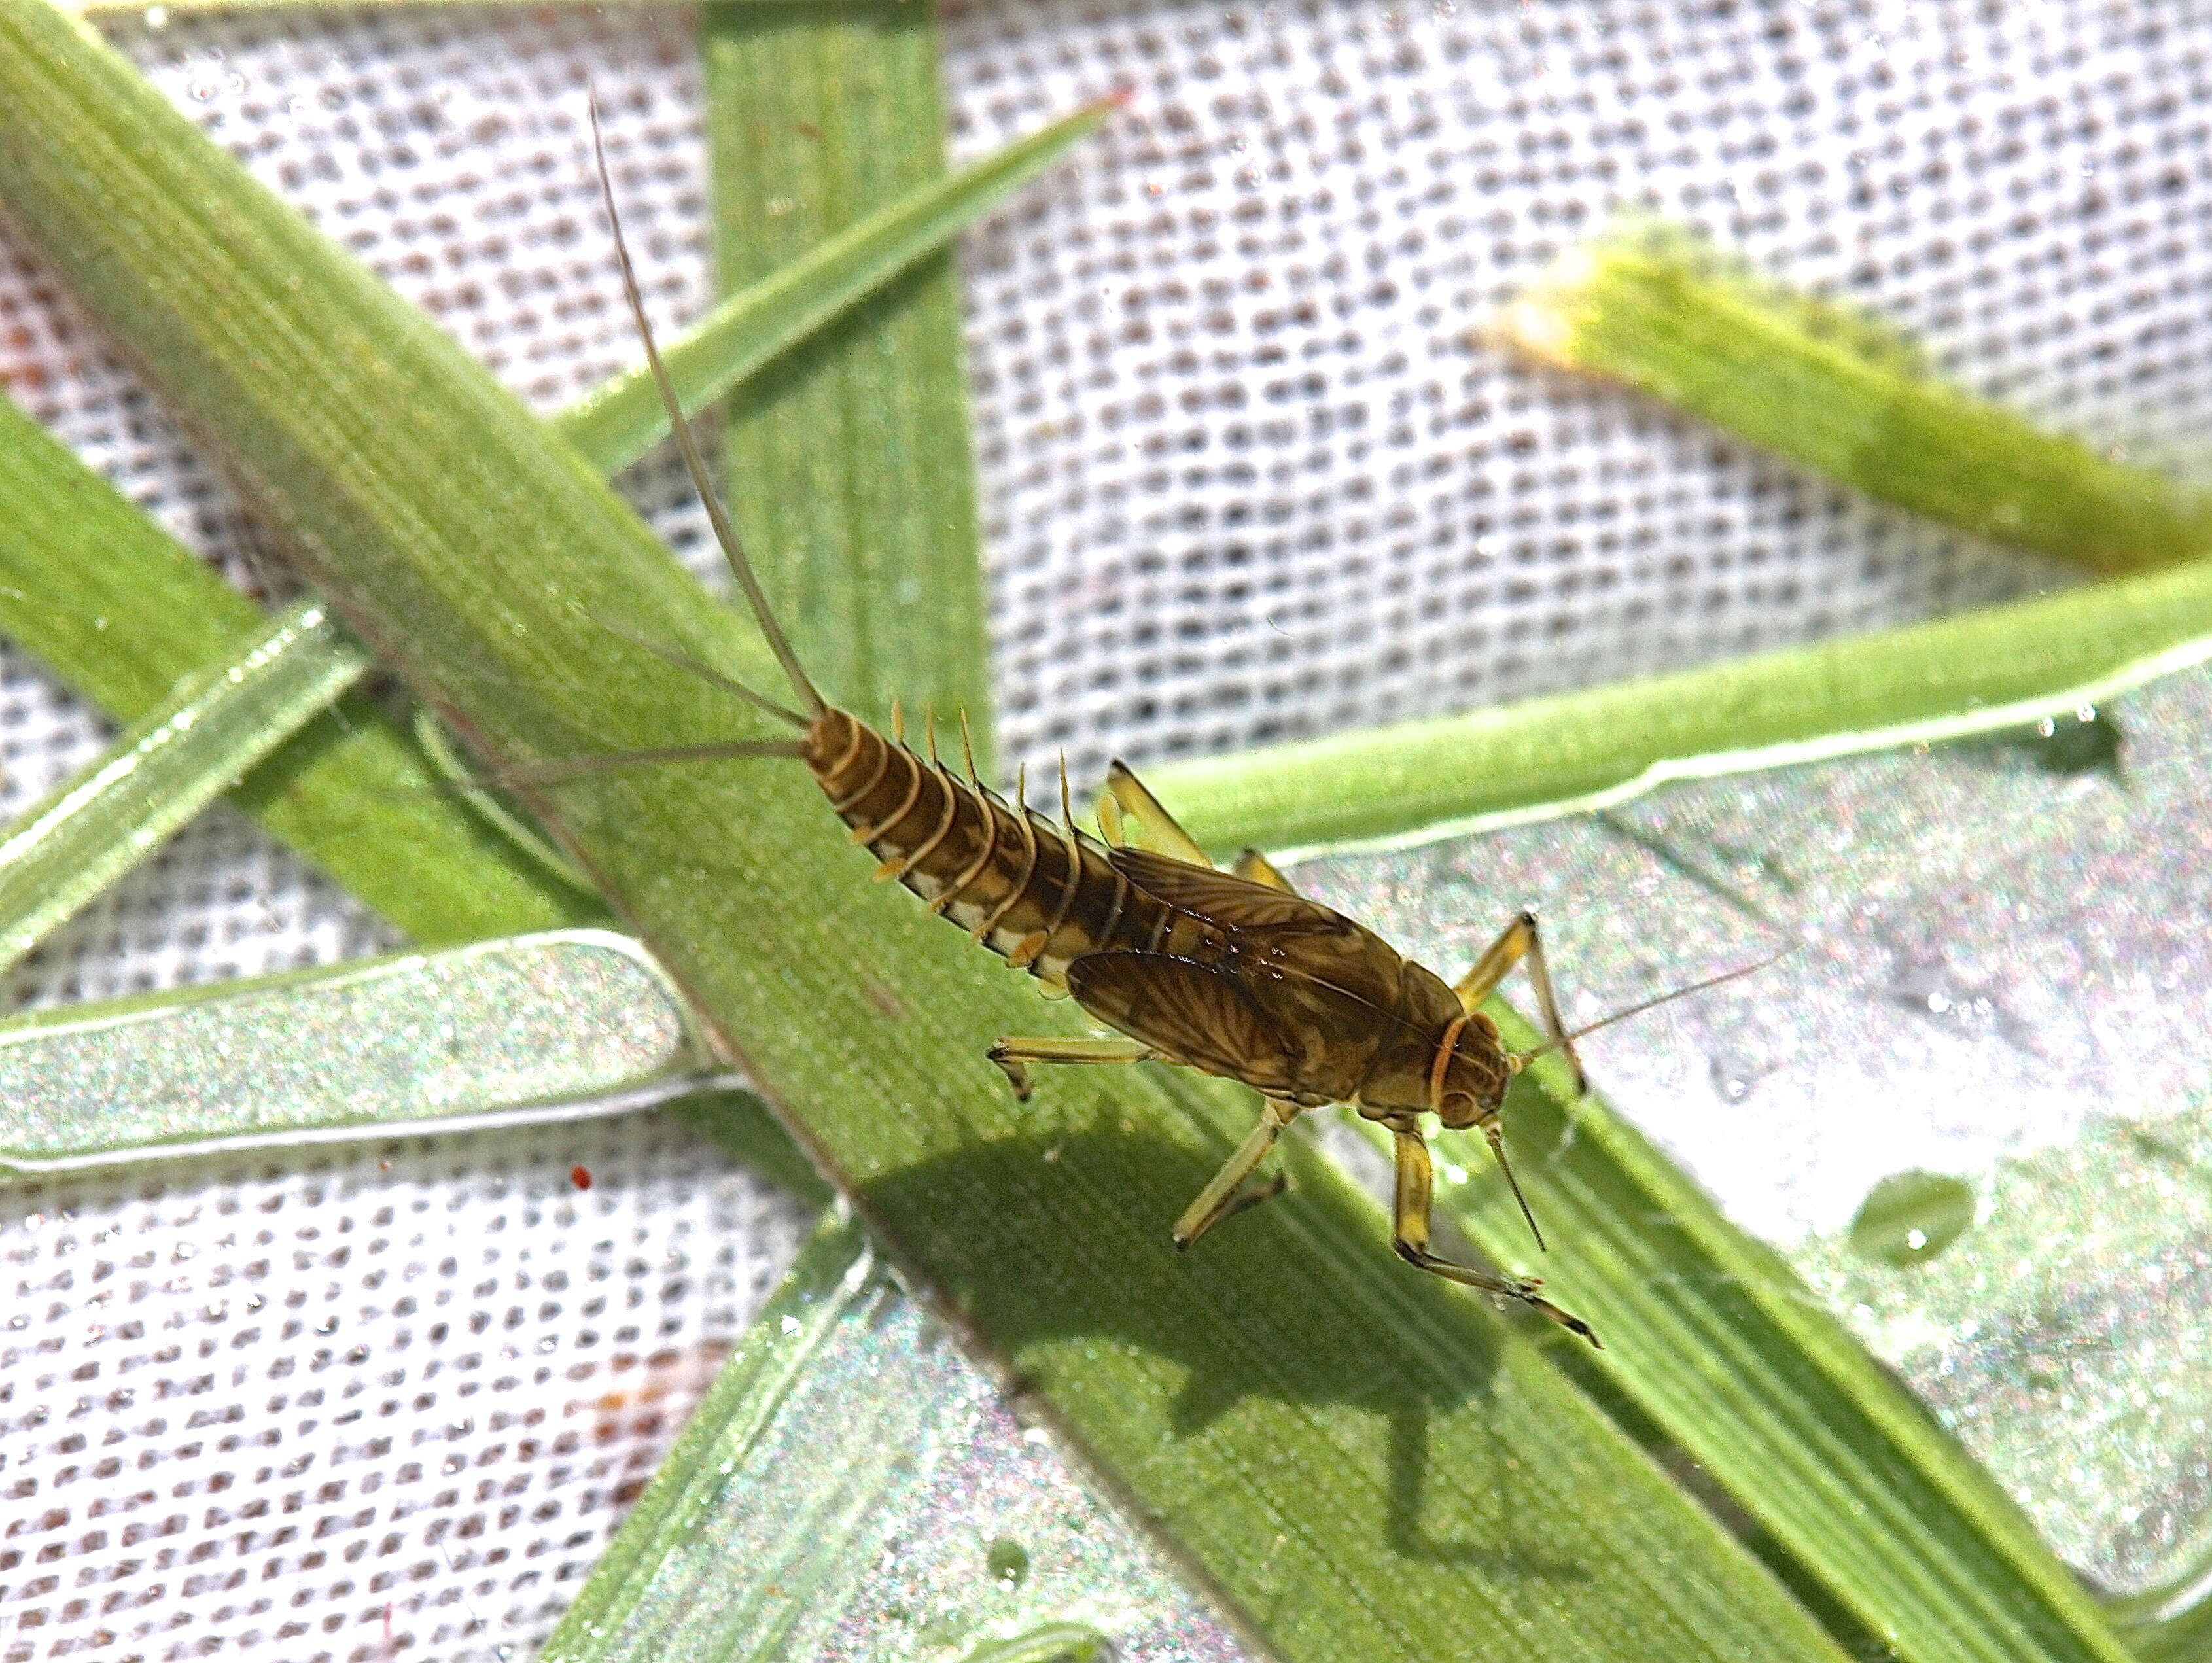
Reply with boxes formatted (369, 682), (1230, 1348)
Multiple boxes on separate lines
(1437, 1090), (1481, 1127)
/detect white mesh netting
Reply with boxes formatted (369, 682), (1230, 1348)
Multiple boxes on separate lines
(0, 1113), (814, 1663)
(1, 1), (2209, 1656)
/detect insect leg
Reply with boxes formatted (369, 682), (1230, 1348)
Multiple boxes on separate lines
(1229, 847), (1295, 892)
(1097, 761), (1214, 867)
(986, 1034), (1156, 1102)
(1451, 911), (1588, 1096)
(1172, 1097), (1302, 1248)
(1387, 1121), (1601, 1348)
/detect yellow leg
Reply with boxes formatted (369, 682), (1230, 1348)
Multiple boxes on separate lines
(1097, 761), (1214, 867)
(1230, 847), (1295, 892)
(1452, 910), (1588, 1096)
(1173, 1097), (1302, 1247)
(987, 1033), (1156, 1101)
(1388, 1121), (1600, 1348)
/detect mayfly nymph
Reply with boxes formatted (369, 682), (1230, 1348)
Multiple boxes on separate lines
(577, 114), (1768, 1350)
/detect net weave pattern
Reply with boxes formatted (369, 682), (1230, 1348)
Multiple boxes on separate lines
(0, 2), (2206, 1656)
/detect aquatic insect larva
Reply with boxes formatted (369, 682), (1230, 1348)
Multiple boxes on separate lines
(578, 115), (1769, 1349)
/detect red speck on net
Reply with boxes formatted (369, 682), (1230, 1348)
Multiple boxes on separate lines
(570, 1165), (593, 1191)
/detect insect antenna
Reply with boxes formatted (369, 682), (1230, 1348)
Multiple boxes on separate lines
(1513, 945), (1798, 1067)
(1475, 946), (1794, 1255)
(586, 94), (828, 724)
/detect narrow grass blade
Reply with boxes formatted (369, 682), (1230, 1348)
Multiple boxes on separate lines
(0, 599), (366, 975)
(0, 928), (701, 1167)
(0, 915), (811, 1191)
(0, 12), (1855, 1660)
(701, 1), (993, 752)
(540, 1214), (875, 1659)
(412, 704), (598, 896)
(540, 1207), (1200, 1659)
(0, 391), (586, 943)
(1138, 225), (2212, 858)
(1355, 1006), (2139, 1663)
(561, 96), (1112, 478)
(673, 1086), (834, 1210)
(0, 102), (1090, 945)
(1141, 556), (2212, 856)
(1494, 227), (2212, 574)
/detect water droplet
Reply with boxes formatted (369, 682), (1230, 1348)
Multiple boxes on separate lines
(985, 1535), (1029, 1591)
(1848, 1171), (1976, 1267)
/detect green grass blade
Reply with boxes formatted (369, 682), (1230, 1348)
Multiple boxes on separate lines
(540, 1199), (1165, 1659)
(0, 11), (1854, 1659)
(0, 103), (1092, 945)
(1138, 226), (2212, 859)
(0, 928), (708, 1166)
(0, 928), (809, 1182)
(561, 96), (1112, 478)
(411, 704), (599, 896)
(1494, 227), (2212, 574)
(0, 389), (586, 943)
(1354, 1013), (2137, 1663)
(538, 1214), (872, 1660)
(701, 0), (992, 752)
(0, 599), (367, 975)
(1141, 556), (2212, 856)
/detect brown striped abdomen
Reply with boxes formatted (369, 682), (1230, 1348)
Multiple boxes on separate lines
(802, 709), (1220, 989)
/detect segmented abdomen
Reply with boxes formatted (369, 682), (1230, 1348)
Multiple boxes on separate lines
(801, 709), (1210, 988)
